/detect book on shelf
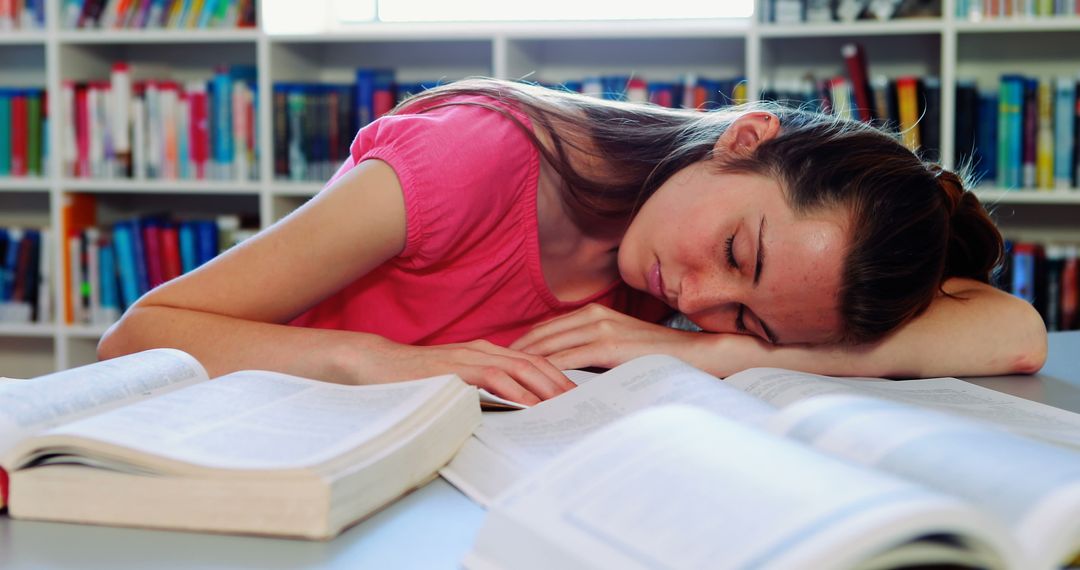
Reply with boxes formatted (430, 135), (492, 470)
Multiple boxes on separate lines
(761, 0), (939, 23)
(63, 203), (256, 326)
(0, 348), (481, 539)
(447, 354), (1080, 570)
(0, 226), (50, 325)
(999, 239), (1080, 332)
(957, 0), (1080, 19)
(0, 88), (47, 179)
(0, 0), (44, 30)
(64, 0), (256, 30)
(61, 63), (257, 183)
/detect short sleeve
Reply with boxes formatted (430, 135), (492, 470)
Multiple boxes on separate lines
(347, 95), (540, 269)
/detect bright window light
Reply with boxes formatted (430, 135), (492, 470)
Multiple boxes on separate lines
(373, 0), (753, 22)
(263, 0), (753, 34)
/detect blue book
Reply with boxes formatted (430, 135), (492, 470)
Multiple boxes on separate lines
(1001, 75), (1025, 190)
(1054, 77), (1075, 188)
(355, 69), (395, 128)
(195, 219), (219, 267)
(1011, 243), (1038, 305)
(1, 228), (22, 302)
(0, 89), (11, 177)
(178, 221), (198, 273)
(112, 222), (140, 309)
(975, 92), (998, 185)
(127, 219), (150, 296)
(0, 228), (8, 301)
(99, 239), (120, 316)
(198, 0), (218, 27)
(212, 67), (233, 177)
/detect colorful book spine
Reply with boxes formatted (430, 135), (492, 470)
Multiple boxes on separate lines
(0, 90), (10, 176)
(1036, 78), (1054, 190)
(1055, 76), (1077, 190)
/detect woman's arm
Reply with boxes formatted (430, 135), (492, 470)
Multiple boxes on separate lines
(513, 278), (1048, 378)
(99, 159), (572, 404)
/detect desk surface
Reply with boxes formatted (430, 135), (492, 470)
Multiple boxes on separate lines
(2, 331), (1079, 570)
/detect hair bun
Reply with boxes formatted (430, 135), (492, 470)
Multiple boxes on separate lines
(927, 163), (966, 218)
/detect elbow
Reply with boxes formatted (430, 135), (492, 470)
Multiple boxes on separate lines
(1005, 303), (1048, 375)
(97, 308), (148, 362)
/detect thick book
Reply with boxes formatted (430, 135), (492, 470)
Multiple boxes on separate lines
(447, 355), (1080, 569)
(0, 348), (481, 540)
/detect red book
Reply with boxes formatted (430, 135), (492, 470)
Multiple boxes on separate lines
(1, 466), (9, 508)
(141, 221), (164, 289)
(159, 224), (182, 282)
(842, 43), (875, 123)
(10, 92), (27, 176)
(75, 85), (90, 177)
(1062, 255), (1078, 331)
(374, 87), (395, 121)
(190, 87), (208, 179)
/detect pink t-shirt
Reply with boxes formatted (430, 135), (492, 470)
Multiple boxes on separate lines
(290, 94), (669, 347)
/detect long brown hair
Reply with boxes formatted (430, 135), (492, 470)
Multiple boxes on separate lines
(393, 78), (1003, 343)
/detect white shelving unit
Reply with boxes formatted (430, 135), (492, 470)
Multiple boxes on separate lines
(1, 0), (1078, 375)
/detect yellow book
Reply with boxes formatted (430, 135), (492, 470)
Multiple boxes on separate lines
(733, 80), (747, 105)
(896, 77), (921, 152)
(185, 0), (205, 28)
(1036, 78), (1054, 190)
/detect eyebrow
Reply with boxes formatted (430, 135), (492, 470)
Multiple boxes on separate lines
(753, 216), (779, 345)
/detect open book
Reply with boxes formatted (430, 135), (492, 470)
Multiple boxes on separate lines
(447, 355), (1080, 570)
(0, 348), (480, 539)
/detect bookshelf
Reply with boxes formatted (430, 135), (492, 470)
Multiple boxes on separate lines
(2, 0), (1079, 375)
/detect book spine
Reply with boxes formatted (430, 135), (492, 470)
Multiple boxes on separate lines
(1062, 247), (1078, 330)
(842, 43), (874, 123)
(1055, 77), (1076, 189)
(34, 228), (49, 323)
(1022, 77), (1038, 189)
(287, 86), (305, 181)
(61, 82), (75, 176)
(195, 219), (218, 266)
(896, 77), (920, 152)
(10, 91), (26, 176)
(178, 220), (197, 273)
(0, 90), (10, 176)
(84, 227), (102, 324)
(98, 233), (120, 323)
(26, 90), (41, 176)
(67, 231), (83, 324)
(141, 218), (163, 289)
(111, 221), (139, 309)
(110, 62), (132, 177)
(159, 222), (182, 282)
(1036, 78), (1054, 190)
(212, 67), (232, 180)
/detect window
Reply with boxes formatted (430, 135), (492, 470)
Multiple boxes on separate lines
(263, 0), (754, 33)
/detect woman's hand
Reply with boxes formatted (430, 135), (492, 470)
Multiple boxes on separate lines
(509, 303), (710, 370)
(360, 337), (575, 406)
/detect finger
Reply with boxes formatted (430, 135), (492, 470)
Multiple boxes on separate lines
(545, 343), (624, 371)
(490, 354), (575, 400)
(471, 368), (542, 406)
(469, 341), (576, 393)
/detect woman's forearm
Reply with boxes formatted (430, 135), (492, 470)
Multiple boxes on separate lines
(693, 281), (1048, 379)
(98, 305), (387, 384)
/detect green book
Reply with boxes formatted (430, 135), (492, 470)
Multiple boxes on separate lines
(27, 91), (41, 177)
(0, 90), (11, 176)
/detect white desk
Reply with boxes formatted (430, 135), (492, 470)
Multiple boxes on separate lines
(2, 331), (1079, 569)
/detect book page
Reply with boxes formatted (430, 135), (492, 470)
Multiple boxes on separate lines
(443, 355), (774, 505)
(476, 354), (775, 471)
(465, 406), (1016, 570)
(34, 371), (458, 471)
(771, 394), (1080, 570)
(0, 349), (208, 460)
(726, 368), (1080, 449)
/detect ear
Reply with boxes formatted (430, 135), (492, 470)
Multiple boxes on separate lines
(714, 112), (781, 157)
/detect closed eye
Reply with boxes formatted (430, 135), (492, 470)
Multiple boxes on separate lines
(724, 234), (739, 270)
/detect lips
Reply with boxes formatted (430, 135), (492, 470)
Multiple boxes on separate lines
(647, 261), (671, 306)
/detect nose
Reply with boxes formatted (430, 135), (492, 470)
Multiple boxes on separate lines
(677, 272), (739, 317)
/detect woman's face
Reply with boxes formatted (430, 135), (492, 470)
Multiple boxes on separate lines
(618, 163), (850, 345)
